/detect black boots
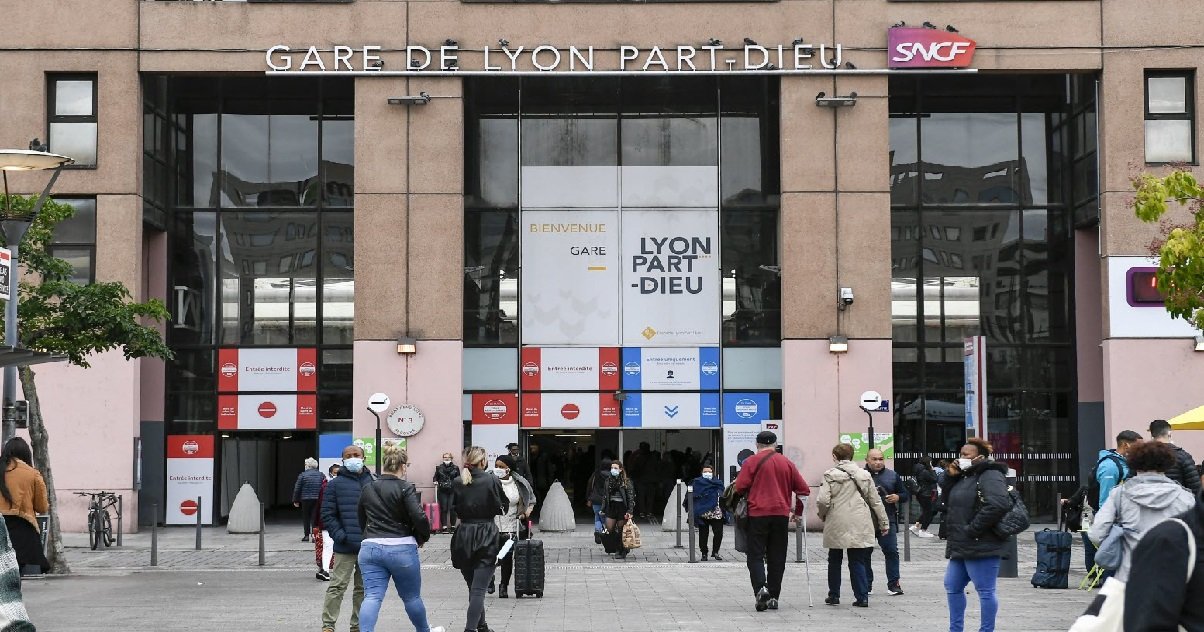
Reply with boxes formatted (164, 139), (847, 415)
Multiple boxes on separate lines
(499, 584), (509, 599)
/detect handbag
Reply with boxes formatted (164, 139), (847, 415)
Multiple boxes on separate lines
(728, 451), (777, 527)
(622, 521), (642, 550)
(977, 481), (1030, 538)
(1093, 491), (1127, 572)
(1069, 518), (1196, 632)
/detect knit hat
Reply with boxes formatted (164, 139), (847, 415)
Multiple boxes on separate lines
(496, 454), (517, 470)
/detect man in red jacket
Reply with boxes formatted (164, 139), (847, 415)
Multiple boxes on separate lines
(735, 431), (811, 612)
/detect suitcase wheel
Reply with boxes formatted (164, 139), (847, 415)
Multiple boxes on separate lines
(535, 591), (543, 598)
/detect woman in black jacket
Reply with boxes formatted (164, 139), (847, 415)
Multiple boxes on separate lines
(910, 458), (939, 538)
(601, 460), (635, 559)
(450, 446), (505, 632)
(434, 452), (460, 534)
(942, 438), (1011, 632)
(355, 444), (442, 632)
(1124, 496), (1204, 631)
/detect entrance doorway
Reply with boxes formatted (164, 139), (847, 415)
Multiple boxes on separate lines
(218, 432), (316, 520)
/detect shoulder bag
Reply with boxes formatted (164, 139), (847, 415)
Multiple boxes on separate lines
(976, 477), (1031, 538)
(848, 468), (883, 536)
(730, 451), (776, 528)
(1094, 490), (1127, 571)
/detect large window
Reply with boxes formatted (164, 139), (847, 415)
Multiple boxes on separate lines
(50, 197), (97, 285)
(150, 76), (354, 433)
(890, 75), (1080, 520)
(1145, 70), (1196, 164)
(47, 74), (98, 167)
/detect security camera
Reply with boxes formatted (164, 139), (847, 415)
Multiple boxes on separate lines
(839, 287), (854, 308)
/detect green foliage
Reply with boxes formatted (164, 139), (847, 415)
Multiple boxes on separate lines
(1133, 170), (1204, 331)
(0, 195), (172, 367)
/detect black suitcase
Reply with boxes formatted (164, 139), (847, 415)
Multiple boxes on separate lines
(1031, 528), (1072, 589)
(513, 535), (545, 598)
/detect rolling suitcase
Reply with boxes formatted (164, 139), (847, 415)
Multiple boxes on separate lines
(1031, 528), (1072, 589)
(423, 502), (441, 532)
(513, 528), (545, 599)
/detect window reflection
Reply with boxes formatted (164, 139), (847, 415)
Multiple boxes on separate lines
(721, 210), (780, 345)
(219, 213), (319, 345)
(720, 77), (779, 209)
(465, 211), (520, 345)
(170, 211), (219, 346)
(920, 113), (1020, 205)
(322, 213), (354, 345)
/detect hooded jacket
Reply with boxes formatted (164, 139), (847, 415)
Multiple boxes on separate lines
(1093, 448), (1130, 508)
(433, 462), (460, 490)
(817, 461), (889, 550)
(943, 460), (1011, 560)
(1087, 473), (1197, 581)
(1124, 498), (1204, 632)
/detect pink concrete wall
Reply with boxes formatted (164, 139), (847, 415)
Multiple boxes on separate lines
(782, 339), (892, 527)
(139, 231), (168, 422)
(1075, 230), (1105, 402)
(25, 351), (139, 532)
(1103, 339), (1204, 458)
(353, 340), (464, 501)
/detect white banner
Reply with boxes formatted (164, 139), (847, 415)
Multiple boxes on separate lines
(166, 435), (215, 525)
(621, 209), (720, 346)
(722, 424), (763, 486)
(473, 424), (519, 470)
(521, 210), (620, 346)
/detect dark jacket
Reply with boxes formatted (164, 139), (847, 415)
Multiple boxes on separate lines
(357, 474), (431, 543)
(867, 465), (910, 526)
(450, 468), (505, 569)
(943, 460), (1011, 560)
(512, 456), (533, 483)
(690, 475), (726, 526)
(587, 461), (612, 506)
(433, 462), (459, 490)
(321, 468), (374, 554)
(912, 462), (938, 494)
(293, 468), (325, 502)
(1165, 444), (1203, 495)
(603, 475), (635, 516)
(1124, 498), (1204, 632)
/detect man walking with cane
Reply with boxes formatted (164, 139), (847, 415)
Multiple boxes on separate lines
(735, 431), (811, 612)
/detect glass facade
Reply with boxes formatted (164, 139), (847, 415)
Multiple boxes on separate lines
(149, 76), (355, 433)
(890, 75), (1084, 519)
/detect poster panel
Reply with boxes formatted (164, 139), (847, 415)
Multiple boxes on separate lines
(621, 347), (719, 391)
(520, 392), (621, 429)
(318, 433), (352, 478)
(621, 209), (720, 346)
(217, 347), (318, 392)
(521, 210), (620, 346)
(217, 393), (318, 430)
(722, 392), (771, 425)
(621, 392), (720, 428)
(722, 424), (762, 486)
(520, 347), (620, 391)
(840, 432), (895, 461)
(354, 437), (407, 469)
(166, 435), (215, 525)
(963, 336), (986, 438)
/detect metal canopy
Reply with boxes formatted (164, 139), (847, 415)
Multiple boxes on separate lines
(0, 347), (66, 369)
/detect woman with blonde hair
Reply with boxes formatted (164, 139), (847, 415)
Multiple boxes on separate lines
(355, 444), (443, 632)
(450, 446), (505, 632)
(817, 442), (889, 608)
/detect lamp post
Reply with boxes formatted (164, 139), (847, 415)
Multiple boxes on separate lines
(0, 148), (73, 444)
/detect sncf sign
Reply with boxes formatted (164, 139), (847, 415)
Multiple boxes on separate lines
(888, 28), (976, 69)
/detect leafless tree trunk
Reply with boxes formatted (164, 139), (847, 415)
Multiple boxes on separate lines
(19, 366), (69, 574)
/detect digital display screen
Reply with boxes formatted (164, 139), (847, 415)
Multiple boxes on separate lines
(1129, 270), (1165, 305)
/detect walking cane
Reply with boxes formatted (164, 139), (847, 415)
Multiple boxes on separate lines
(801, 497), (813, 607)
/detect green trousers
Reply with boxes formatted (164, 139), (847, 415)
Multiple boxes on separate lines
(322, 552), (364, 631)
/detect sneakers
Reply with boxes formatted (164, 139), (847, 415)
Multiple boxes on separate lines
(755, 587), (771, 612)
(767, 598), (779, 610)
(430, 627), (445, 632)
(917, 530), (936, 539)
(852, 600), (869, 608)
(712, 553), (723, 561)
(315, 570), (330, 581)
(888, 583), (904, 596)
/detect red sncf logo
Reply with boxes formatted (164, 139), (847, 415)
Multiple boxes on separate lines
(888, 28), (976, 69)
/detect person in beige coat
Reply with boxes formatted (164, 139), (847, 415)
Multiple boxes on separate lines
(817, 443), (889, 608)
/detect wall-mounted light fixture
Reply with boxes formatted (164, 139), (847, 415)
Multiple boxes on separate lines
(1195, 335), (1204, 352)
(815, 91), (858, 108)
(613, 390), (628, 402)
(829, 335), (849, 354)
(396, 336), (418, 355)
(387, 93), (431, 106)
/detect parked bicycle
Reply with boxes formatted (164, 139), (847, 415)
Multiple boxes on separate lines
(75, 491), (118, 550)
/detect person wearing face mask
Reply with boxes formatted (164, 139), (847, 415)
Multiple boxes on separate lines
(320, 445), (375, 632)
(450, 446), (505, 632)
(817, 443), (889, 608)
(490, 454), (536, 598)
(602, 461), (636, 559)
(434, 453), (460, 534)
(690, 463), (727, 561)
(942, 437), (1011, 632)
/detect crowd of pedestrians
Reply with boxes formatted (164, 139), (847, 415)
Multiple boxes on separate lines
(287, 422), (1204, 632)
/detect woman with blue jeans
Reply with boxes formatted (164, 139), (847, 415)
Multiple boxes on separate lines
(942, 438), (1012, 632)
(356, 443), (445, 632)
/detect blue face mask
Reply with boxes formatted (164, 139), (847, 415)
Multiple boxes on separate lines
(610, 469), (620, 477)
(701, 472), (713, 480)
(343, 457), (364, 473)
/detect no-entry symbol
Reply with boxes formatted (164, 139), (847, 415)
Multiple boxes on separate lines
(560, 403), (580, 420)
(258, 402), (277, 418)
(180, 499), (198, 516)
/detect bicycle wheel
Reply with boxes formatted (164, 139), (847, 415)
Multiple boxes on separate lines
(102, 510), (115, 547)
(89, 510), (100, 550)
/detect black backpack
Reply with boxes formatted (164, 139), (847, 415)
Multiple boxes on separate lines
(1086, 452), (1129, 512)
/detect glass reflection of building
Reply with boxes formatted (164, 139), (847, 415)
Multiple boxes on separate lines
(890, 75), (1096, 519)
(147, 76), (356, 434)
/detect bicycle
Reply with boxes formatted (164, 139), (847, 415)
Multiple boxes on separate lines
(75, 491), (118, 550)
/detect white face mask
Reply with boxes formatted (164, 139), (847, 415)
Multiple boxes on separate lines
(443, 460), (452, 465)
(701, 472), (713, 480)
(957, 458), (973, 471)
(494, 467), (510, 478)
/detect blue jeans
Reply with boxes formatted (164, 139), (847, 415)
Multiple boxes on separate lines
(867, 524), (901, 589)
(945, 557), (1001, 632)
(357, 542), (431, 632)
(827, 547), (872, 602)
(593, 503), (604, 532)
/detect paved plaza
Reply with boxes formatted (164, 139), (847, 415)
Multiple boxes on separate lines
(24, 521), (1095, 631)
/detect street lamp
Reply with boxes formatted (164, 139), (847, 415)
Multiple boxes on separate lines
(0, 147), (73, 444)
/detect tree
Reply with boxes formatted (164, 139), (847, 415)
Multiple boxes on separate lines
(0, 194), (171, 573)
(1133, 169), (1204, 331)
